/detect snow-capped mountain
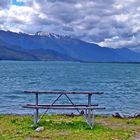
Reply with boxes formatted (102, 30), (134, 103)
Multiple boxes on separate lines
(35, 31), (71, 39)
(0, 30), (140, 62)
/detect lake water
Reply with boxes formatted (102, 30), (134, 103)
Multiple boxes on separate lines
(0, 61), (140, 115)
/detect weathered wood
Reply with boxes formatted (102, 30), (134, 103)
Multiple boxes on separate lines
(24, 90), (103, 95)
(26, 104), (99, 107)
(34, 93), (39, 126)
(88, 94), (92, 125)
(23, 105), (105, 110)
(92, 110), (95, 127)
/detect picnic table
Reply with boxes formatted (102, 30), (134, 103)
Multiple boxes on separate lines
(23, 90), (105, 128)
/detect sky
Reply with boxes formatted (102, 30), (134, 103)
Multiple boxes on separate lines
(0, 0), (140, 51)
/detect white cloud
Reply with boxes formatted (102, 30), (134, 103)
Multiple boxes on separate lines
(99, 35), (140, 49)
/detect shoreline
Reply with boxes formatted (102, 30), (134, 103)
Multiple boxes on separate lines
(1, 60), (140, 64)
(1, 112), (140, 119)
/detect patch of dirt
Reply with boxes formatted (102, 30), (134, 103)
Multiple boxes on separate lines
(96, 118), (140, 131)
(97, 117), (140, 140)
(59, 131), (71, 136)
(96, 118), (126, 129)
(25, 137), (51, 140)
(132, 134), (140, 140)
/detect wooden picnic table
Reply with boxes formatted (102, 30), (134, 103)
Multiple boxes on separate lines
(23, 90), (105, 128)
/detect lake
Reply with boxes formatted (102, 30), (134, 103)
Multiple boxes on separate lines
(0, 61), (140, 115)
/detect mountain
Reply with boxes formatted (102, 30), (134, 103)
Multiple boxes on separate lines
(112, 48), (140, 62)
(0, 30), (140, 62)
(0, 45), (37, 61)
(0, 37), (75, 61)
(28, 49), (76, 61)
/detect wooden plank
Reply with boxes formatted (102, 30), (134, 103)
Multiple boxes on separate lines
(24, 90), (103, 95)
(88, 94), (92, 125)
(26, 104), (99, 107)
(34, 93), (38, 126)
(23, 105), (105, 110)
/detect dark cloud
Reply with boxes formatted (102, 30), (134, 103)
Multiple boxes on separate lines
(0, 0), (11, 9)
(62, 26), (74, 32)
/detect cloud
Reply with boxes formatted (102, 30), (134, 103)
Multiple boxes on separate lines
(0, 0), (140, 51)
(99, 34), (140, 50)
(0, 0), (11, 9)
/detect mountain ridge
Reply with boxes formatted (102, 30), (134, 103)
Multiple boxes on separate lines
(0, 30), (140, 62)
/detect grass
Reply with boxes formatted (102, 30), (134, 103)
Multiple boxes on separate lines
(0, 115), (140, 140)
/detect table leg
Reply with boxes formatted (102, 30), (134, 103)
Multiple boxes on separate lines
(34, 93), (39, 126)
(92, 110), (94, 127)
(85, 108), (87, 117)
(88, 94), (92, 126)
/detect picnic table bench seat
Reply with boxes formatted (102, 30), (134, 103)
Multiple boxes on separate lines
(23, 104), (105, 110)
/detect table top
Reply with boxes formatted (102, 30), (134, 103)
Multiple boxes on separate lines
(24, 90), (103, 95)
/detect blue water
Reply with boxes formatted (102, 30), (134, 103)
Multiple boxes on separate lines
(0, 61), (140, 115)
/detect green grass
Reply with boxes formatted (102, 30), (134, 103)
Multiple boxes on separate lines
(0, 115), (140, 140)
